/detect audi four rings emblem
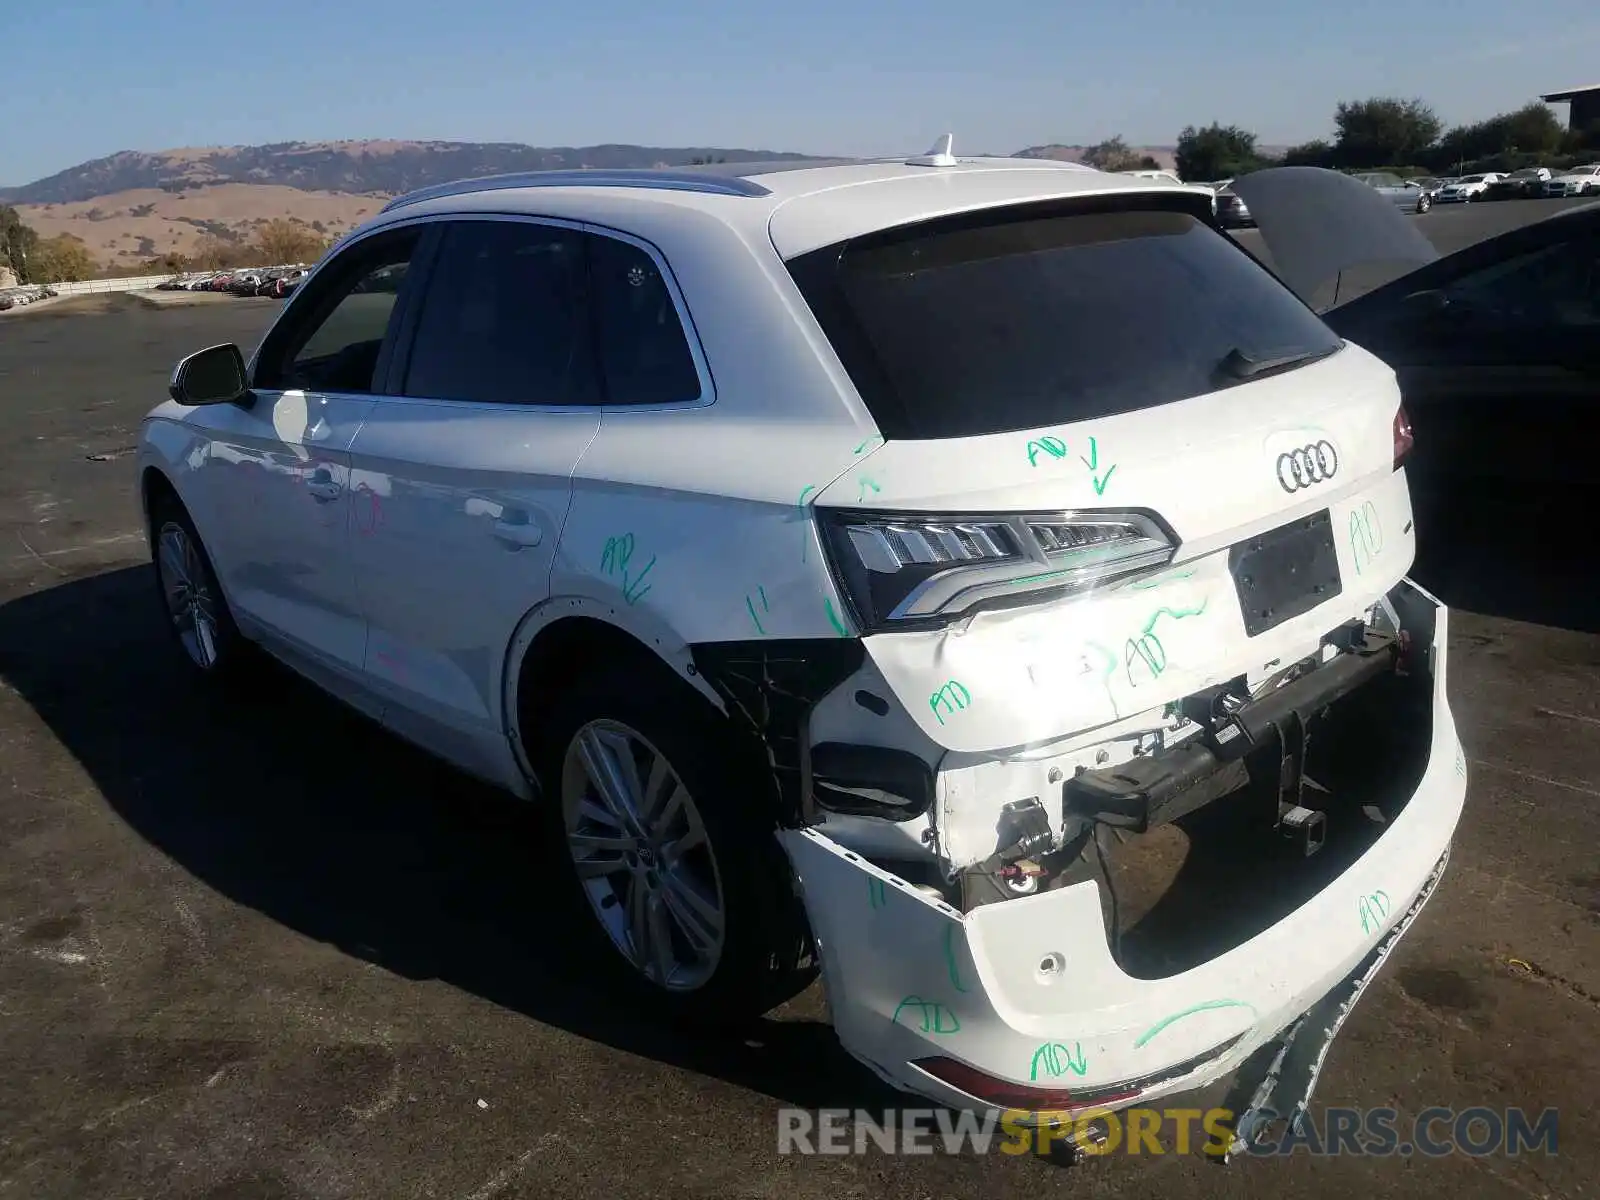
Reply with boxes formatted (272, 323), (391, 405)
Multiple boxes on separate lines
(1276, 440), (1339, 493)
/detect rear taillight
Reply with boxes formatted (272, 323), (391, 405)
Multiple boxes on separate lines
(1393, 404), (1414, 468)
(819, 509), (1175, 634)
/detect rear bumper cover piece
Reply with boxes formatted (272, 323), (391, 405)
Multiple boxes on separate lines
(779, 577), (1465, 1132)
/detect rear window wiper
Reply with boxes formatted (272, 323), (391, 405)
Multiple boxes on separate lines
(1212, 344), (1341, 384)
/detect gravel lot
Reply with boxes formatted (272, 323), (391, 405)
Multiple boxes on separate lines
(1, 199), (1596, 1199)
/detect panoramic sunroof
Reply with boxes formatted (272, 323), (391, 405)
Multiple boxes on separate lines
(684, 158), (864, 178)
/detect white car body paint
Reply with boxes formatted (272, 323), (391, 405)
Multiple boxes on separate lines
(137, 155), (1463, 1122)
(1432, 173), (1502, 202)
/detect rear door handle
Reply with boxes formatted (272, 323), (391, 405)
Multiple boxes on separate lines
(306, 476), (342, 502)
(491, 516), (544, 548)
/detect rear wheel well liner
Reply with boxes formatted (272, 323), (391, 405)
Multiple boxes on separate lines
(141, 466), (180, 528)
(504, 605), (730, 796)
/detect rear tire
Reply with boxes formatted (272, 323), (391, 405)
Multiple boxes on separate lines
(534, 660), (815, 1024)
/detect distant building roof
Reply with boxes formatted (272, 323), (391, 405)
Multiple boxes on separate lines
(1541, 84), (1600, 102)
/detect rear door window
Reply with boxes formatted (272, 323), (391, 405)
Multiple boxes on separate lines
(787, 202), (1344, 440)
(401, 219), (599, 406)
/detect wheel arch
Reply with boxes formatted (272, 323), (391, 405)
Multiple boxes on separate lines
(502, 598), (730, 795)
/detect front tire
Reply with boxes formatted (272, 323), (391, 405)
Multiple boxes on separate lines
(149, 494), (246, 680)
(535, 661), (814, 1023)
(1416, 194), (1431, 214)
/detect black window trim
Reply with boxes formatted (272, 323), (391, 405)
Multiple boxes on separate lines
(367, 212), (717, 413)
(782, 189), (1330, 442)
(249, 222), (433, 395)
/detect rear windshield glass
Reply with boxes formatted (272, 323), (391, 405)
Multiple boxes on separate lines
(787, 203), (1345, 440)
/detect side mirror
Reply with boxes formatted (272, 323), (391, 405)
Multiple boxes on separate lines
(169, 343), (249, 406)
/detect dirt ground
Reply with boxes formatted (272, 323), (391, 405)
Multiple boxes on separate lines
(0, 203), (1595, 1199)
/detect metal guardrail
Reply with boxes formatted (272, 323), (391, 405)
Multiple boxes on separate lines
(44, 275), (176, 297)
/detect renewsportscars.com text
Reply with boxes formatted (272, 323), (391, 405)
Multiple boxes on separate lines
(777, 1105), (1559, 1157)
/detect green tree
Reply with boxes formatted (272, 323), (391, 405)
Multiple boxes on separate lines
(1, 205), (40, 282)
(1282, 139), (1336, 167)
(1081, 135), (1144, 172)
(1332, 97), (1442, 167)
(1431, 102), (1571, 172)
(27, 234), (96, 283)
(1499, 101), (1566, 157)
(253, 218), (328, 265)
(1175, 124), (1267, 181)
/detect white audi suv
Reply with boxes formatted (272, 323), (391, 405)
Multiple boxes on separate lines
(137, 145), (1465, 1153)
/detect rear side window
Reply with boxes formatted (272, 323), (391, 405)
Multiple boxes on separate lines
(787, 203), (1345, 440)
(585, 233), (702, 405)
(403, 220), (599, 406)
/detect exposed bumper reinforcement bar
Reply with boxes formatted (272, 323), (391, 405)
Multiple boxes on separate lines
(1063, 630), (1399, 832)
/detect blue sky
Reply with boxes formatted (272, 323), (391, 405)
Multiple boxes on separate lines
(4, 0), (1597, 184)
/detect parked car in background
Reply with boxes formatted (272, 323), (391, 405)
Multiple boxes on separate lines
(1230, 172), (1597, 505)
(1481, 168), (1551, 201)
(1206, 179), (1253, 227)
(252, 270), (288, 297)
(0, 285), (55, 309)
(138, 151), (1461, 1145)
(1122, 168), (1183, 186)
(272, 269), (307, 298)
(1351, 171), (1432, 213)
(1433, 173), (1501, 203)
(1544, 164), (1600, 197)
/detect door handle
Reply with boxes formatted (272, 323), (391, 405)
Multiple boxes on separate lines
(491, 515), (544, 548)
(306, 476), (342, 502)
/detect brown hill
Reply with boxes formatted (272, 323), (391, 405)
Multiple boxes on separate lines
(3, 139), (832, 268)
(1014, 144), (1179, 170)
(8, 138), (1232, 270)
(16, 185), (385, 267)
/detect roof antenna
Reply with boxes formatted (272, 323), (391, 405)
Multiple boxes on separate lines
(906, 133), (957, 167)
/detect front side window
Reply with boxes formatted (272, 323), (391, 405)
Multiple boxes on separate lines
(255, 229), (420, 393)
(787, 202), (1344, 440)
(402, 220), (598, 406)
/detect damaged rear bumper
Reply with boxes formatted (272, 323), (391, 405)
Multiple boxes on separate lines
(778, 577), (1466, 1125)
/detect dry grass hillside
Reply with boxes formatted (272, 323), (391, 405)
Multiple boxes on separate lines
(2, 138), (833, 270)
(6, 137), (1246, 270)
(15, 185), (387, 267)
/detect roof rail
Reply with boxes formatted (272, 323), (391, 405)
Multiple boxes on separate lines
(380, 168), (772, 212)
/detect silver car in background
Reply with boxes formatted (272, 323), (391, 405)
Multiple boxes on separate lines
(1434, 173), (1502, 203)
(1351, 172), (1432, 213)
(1543, 164), (1600, 197)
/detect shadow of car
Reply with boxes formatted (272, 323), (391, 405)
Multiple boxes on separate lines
(0, 564), (899, 1113)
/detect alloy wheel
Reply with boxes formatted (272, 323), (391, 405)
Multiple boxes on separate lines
(561, 719), (727, 990)
(156, 521), (220, 670)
